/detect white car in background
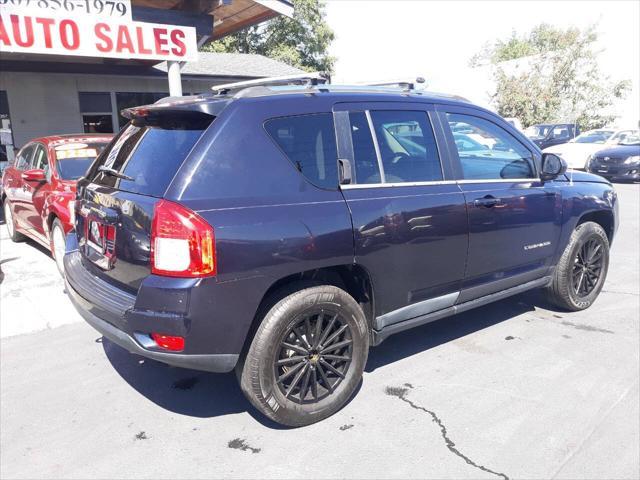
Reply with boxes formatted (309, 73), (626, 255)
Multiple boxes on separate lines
(543, 129), (638, 170)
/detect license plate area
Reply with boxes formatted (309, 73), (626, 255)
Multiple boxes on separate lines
(82, 214), (117, 270)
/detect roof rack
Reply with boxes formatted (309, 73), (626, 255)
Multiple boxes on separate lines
(359, 76), (426, 92)
(211, 72), (330, 95)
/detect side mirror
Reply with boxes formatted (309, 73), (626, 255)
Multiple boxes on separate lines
(21, 169), (46, 183)
(540, 153), (567, 181)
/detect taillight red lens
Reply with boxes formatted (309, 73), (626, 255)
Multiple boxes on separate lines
(151, 199), (216, 277)
(151, 333), (185, 352)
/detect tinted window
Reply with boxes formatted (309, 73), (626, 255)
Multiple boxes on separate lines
(348, 112), (380, 183)
(88, 114), (211, 197)
(370, 110), (442, 183)
(446, 113), (535, 180)
(265, 113), (338, 189)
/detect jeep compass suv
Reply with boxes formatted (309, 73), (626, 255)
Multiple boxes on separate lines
(64, 75), (619, 427)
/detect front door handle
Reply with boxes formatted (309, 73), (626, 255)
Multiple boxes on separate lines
(473, 195), (502, 208)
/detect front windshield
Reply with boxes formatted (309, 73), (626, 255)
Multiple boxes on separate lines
(574, 131), (613, 144)
(525, 125), (551, 138)
(55, 142), (107, 180)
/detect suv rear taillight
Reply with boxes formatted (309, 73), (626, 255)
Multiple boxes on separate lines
(151, 199), (216, 277)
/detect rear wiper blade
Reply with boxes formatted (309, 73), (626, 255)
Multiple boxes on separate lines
(98, 166), (134, 181)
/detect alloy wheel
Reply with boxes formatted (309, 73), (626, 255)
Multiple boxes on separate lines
(572, 237), (604, 297)
(274, 310), (353, 404)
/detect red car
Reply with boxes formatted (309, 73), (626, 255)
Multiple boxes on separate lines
(2, 134), (112, 274)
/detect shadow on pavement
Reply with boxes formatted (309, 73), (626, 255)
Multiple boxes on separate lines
(101, 289), (558, 425)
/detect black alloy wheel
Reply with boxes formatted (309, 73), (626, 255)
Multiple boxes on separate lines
(274, 310), (353, 404)
(572, 237), (605, 298)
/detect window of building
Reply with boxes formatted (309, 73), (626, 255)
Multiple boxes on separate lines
(265, 113), (339, 189)
(79, 92), (114, 134)
(116, 92), (168, 128)
(0, 90), (15, 163)
(446, 113), (536, 180)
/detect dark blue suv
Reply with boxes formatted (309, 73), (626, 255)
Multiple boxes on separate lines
(64, 77), (619, 427)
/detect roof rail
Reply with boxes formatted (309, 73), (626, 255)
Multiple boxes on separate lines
(211, 72), (330, 95)
(357, 76), (426, 92)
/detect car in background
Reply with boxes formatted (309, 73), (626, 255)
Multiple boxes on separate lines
(544, 129), (639, 170)
(2, 134), (112, 274)
(542, 129), (613, 170)
(587, 132), (640, 182)
(526, 123), (580, 150)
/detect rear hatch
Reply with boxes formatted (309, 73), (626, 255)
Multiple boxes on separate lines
(75, 110), (213, 292)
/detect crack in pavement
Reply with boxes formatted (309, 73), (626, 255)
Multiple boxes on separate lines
(385, 385), (509, 480)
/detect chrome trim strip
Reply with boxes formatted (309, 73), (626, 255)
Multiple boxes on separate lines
(457, 178), (540, 184)
(365, 110), (386, 183)
(342, 180), (458, 189)
(374, 291), (460, 330)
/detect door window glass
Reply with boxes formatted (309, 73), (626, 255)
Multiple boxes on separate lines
(15, 145), (35, 170)
(446, 113), (536, 180)
(369, 110), (442, 183)
(348, 112), (380, 183)
(31, 145), (48, 171)
(265, 113), (339, 189)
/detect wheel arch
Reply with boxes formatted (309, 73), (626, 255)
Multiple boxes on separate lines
(239, 264), (376, 358)
(576, 209), (615, 243)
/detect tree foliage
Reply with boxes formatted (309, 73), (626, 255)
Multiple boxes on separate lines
(202, 0), (335, 73)
(471, 24), (630, 129)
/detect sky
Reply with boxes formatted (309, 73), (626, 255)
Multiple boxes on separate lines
(324, 0), (639, 124)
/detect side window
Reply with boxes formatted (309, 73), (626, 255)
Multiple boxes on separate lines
(552, 126), (570, 140)
(32, 145), (49, 171)
(265, 113), (338, 189)
(348, 112), (380, 183)
(347, 110), (443, 184)
(15, 145), (35, 170)
(446, 113), (536, 180)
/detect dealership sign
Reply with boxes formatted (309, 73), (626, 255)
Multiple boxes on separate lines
(0, 1), (198, 61)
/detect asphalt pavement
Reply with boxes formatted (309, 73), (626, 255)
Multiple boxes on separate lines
(1, 184), (638, 479)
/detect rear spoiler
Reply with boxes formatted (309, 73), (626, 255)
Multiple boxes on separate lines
(121, 95), (228, 121)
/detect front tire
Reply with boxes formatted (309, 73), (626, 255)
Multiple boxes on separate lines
(238, 285), (369, 427)
(545, 221), (610, 311)
(50, 219), (66, 277)
(3, 199), (25, 243)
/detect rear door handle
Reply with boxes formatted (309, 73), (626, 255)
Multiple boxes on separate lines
(473, 195), (502, 208)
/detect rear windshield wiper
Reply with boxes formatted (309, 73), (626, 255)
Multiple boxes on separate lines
(98, 166), (134, 181)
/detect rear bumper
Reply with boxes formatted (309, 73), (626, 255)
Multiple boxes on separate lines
(63, 243), (238, 373)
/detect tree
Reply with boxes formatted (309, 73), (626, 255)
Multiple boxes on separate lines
(471, 24), (630, 130)
(202, 0), (335, 73)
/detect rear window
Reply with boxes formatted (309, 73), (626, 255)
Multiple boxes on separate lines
(265, 113), (338, 189)
(88, 113), (211, 197)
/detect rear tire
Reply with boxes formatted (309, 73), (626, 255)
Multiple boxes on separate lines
(3, 199), (25, 243)
(50, 219), (66, 277)
(545, 221), (609, 311)
(238, 285), (369, 427)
